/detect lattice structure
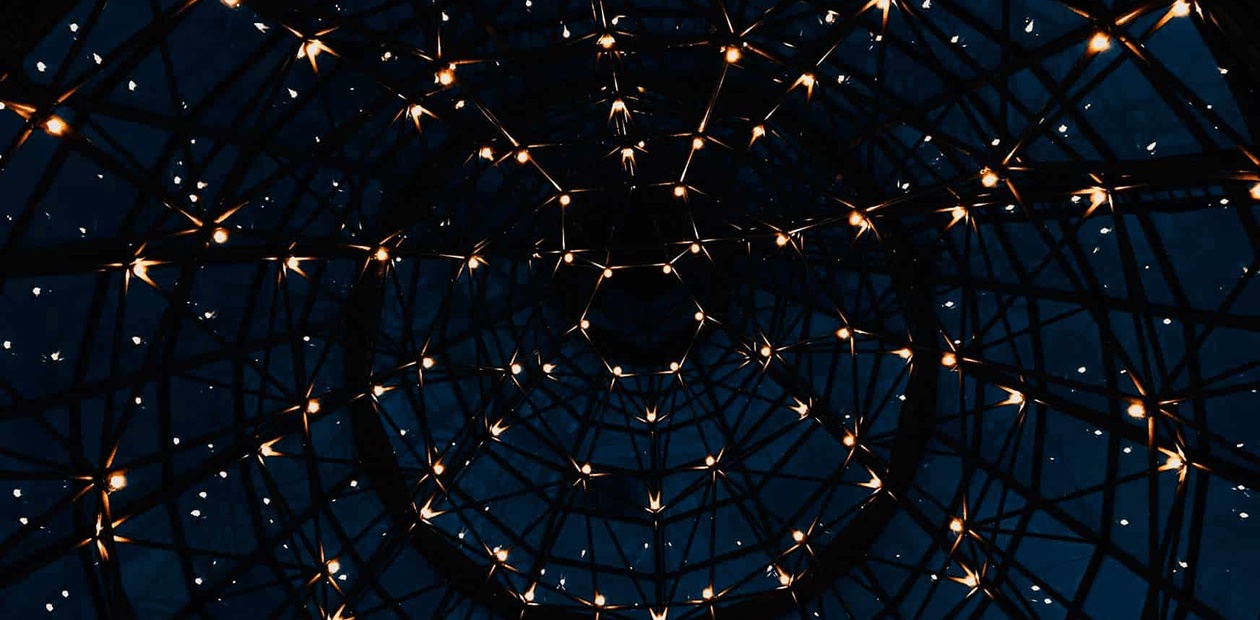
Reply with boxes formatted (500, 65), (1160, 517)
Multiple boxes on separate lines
(1, 1), (1258, 619)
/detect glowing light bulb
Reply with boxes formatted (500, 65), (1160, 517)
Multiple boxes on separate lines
(836, 327), (851, 340)
(980, 168), (1000, 188)
(563, 252), (574, 264)
(941, 352), (957, 367)
(467, 256), (482, 270)
(1171, 1), (1192, 16)
(694, 311), (705, 321)
(1250, 183), (1260, 201)
(661, 264), (673, 274)
(894, 348), (912, 360)
(43, 116), (68, 137)
(374, 247), (390, 262)
(593, 593), (606, 607)
(286, 257), (301, 270)
(669, 361), (680, 372)
(724, 46), (742, 64)
(132, 261), (148, 278)
(689, 242), (701, 253)
(673, 184), (687, 198)
(542, 363), (555, 374)
(778, 571), (791, 586)
(432, 461), (445, 475)
(436, 67), (456, 86)
(691, 136), (705, 150)
(1165, 455), (1183, 470)
(580, 319), (591, 329)
(326, 558), (340, 574)
(752, 124), (766, 140)
(791, 529), (805, 543)
(510, 362), (523, 375)
(306, 398), (321, 414)
(1089, 32), (1111, 53)
(612, 366), (623, 376)
(1127, 402), (1146, 419)
(515, 149), (531, 164)
(597, 34), (616, 49)
(373, 385), (386, 397)
(760, 344), (772, 357)
(798, 73), (815, 88)
(949, 518), (964, 533)
(603, 268), (613, 278)
(479, 146), (495, 160)
(494, 548), (509, 562)
(842, 434), (856, 448)
(421, 356), (435, 369)
(702, 586), (714, 600)
(211, 228), (229, 244)
(775, 232), (790, 247)
(705, 454), (717, 467)
(581, 463), (593, 475)
(220, 0), (240, 7)
(558, 193), (571, 207)
(523, 585), (536, 602)
(107, 472), (127, 492)
(848, 211), (867, 227)
(646, 409), (658, 423)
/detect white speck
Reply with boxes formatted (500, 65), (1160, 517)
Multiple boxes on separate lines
(1077, 366), (1087, 373)
(93, 53), (102, 64)
(128, 80), (137, 91)
(132, 336), (142, 345)
(32, 287), (41, 296)
(47, 603), (54, 612)
(1146, 141), (1157, 151)
(1031, 585), (1040, 591)
(1119, 518), (1129, 526)
(254, 23), (269, 32)
(1025, 20), (1035, 33)
(288, 88), (298, 99)
(190, 509), (201, 517)
(195, 577), (203, 585)
(70, 24), (78, 32)
(61, 591), (68, 598)
(1242, 512), (1250, 519)
(12, 489), (21, 498)
(37, 61), (47, 72)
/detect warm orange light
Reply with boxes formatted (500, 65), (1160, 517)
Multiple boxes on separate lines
(674, 185), (687, 198)
(1088, 32), (1111, 53)
(107, 472), (127, 492)
(980, 168), (1000, 188)
(662, 264), (673, 274)
(597, 34), (616, 49)
(436, 67), (456, 86)
(724, 46), (742, 64)
(949, 518), (964, 533)
(848, 211), (867, 227)
(563, 252), (574, 264)
(842, 434), (856, 448)
(220, 0), (240, 7)
(326, 558), (341, 574)
(836, 327), (851, 340)
(43, 116), (68, 137)
(558, 193), (571, 207)
(759, 344), (772, 357)
(306, 398), (321, 414)
(702, 586), (714, 600)
(432, 461), (445, 475)
(775, 232), (790, 247)
(691, 136), (705, 150)
(374, 247), (390, 262)
(510, 362), (523, 375)
(467, 256), (482, 270)
(494, 548), (509, 562)
(603, 268), (613, 278)
(422, 356), (435, 369)
(1170, 1), (1192, 17)
(1127, 402), (1147, 419)
(941, 352), (957, 367)
(705, 454), (717, 467)
(690, 242), (701, 253)
(580, 319), (591, 329)
(515, 149), (531, 164)
(791, 529), (805, 543)
(593, 593), (606, 607)
(479, 146), (494, 160)
(1250, 183), (1260, 201)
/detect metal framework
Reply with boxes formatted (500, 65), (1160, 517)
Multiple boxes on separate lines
(0, 0), (1258, 619)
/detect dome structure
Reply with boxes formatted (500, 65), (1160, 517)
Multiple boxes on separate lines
(1, 0), (1258, 619)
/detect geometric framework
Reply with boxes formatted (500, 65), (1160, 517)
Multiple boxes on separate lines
(0, 1), (1258, 619)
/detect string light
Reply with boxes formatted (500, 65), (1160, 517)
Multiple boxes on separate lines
(211, 227), (229, 244)
(691, 136), (705, 150)
(558, 193), (571, 207)
(436, 67), (456, 86)
(674, 184), (687, 198)
(563, 252), (574, 264)
(791, 529), (805, 543)
(724, 46), (742, 64)
(326, 558), (341, 575)
(597, 34), (616, 49)
(1127, 401), (1147, 419)
(941, 352), (957, 368)
(43, 116), (68, 137)
(515, 149), (531, 164)
(220, 0), (240, 7)
(949, 518), (964, 534)
(836, 327), (851, 340)
(421, 356), (435, 369)
(373, 247), (390, 262)
(775, 232), (790, 247)
(1171, 0), (1192, 17)
(980, 168), (1000, 188)
(306, 398), (321, 414)
(479, 146), (495, 160)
